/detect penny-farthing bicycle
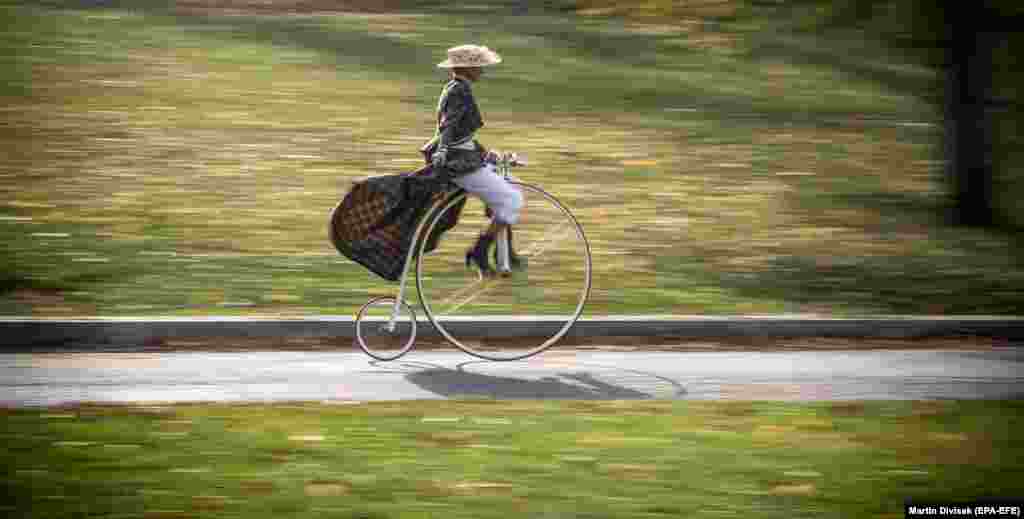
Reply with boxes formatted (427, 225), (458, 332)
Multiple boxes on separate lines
(334, 153), (592, 361)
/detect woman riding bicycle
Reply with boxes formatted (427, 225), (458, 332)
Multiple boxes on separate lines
(420, 44), (524, 277)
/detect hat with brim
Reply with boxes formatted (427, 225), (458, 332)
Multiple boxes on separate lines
(437, 44), (502, 68)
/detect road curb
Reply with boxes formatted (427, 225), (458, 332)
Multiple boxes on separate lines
(2, 316), (1022, 351)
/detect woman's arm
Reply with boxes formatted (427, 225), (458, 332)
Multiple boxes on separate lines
(437, 84), (471, 149)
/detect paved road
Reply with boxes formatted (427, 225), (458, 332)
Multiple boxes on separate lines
(3, 349), (1023, 406)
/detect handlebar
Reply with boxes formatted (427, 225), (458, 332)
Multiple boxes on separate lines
(489, 151), (526, 172)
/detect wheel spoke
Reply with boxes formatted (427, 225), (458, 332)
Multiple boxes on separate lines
(433, 273), (487, 315)
(416, 182), (591, 361)
(437, 276), (506, 317)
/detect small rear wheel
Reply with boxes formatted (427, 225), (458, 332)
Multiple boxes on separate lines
(355, 296), (417, 361)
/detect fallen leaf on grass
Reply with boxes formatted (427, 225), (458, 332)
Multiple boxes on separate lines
(240, 480), (275, 496)
(305, 480), (350, 497)
(782, 470), (823, 478)
(288, 434), (326, 442)
(602, 463), (659, 479)
(191, 495), (227, 511)
(449, 481), (515, 495)
(770, 483), (816, 496)
(144, 511), (189, 519)
(417, 431), (479, 447)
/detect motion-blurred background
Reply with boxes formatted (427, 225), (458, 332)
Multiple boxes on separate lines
(2, 0), (1022, 317)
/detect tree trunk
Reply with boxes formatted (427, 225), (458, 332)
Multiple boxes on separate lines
(946, 15), (997, 227)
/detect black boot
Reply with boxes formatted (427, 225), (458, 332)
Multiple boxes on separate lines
(465, 233), (496, 277)
(495, 226), (527, 272)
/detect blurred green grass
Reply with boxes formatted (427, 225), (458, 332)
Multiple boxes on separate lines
(1, 0), (1022, 317)
(3, 399), (1023, 518)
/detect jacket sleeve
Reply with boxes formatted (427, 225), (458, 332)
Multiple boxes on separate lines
(437, 83), (470, 149)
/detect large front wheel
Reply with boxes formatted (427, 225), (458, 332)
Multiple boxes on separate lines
(415, 181), (591, 361)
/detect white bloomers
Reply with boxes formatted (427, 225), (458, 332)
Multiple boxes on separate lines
(452, 163), (523, 225)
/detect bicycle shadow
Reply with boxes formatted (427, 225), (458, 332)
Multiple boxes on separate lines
(384, 360), (686, 400)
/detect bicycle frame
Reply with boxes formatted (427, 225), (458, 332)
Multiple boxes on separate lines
(384, 154), (518, 331)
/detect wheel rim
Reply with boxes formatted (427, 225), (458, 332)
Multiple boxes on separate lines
(416, 182), (591, 361)
(355, 296), (417, 361)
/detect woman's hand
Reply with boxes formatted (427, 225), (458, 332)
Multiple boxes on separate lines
(482, 149), (501, 164)
(431, 147), (448, 169)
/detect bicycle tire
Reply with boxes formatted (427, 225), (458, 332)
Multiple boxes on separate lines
(415, 181), (591, 361)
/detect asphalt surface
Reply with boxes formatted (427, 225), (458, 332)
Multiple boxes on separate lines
(4, 347), (1023, 406)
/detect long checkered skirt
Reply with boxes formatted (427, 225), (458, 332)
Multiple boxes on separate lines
(330, 168), (465, 282)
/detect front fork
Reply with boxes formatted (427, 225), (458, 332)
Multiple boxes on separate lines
(493, 158), (513, 274)
(495, 226), (511, 273)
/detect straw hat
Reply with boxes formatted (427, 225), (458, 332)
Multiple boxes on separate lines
(436, 44), (502, 68)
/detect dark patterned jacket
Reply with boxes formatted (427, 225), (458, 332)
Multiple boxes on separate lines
(420, 77), (486, 178)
